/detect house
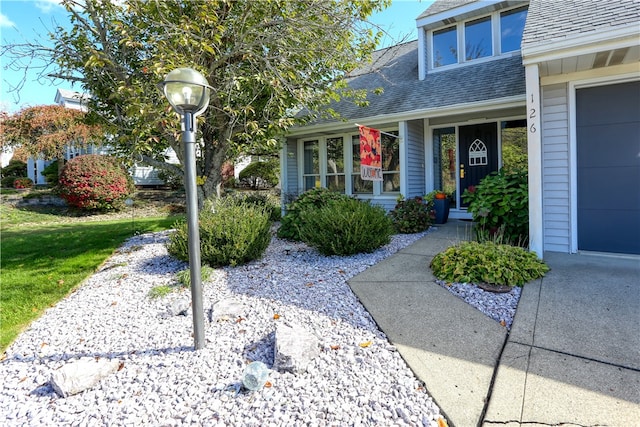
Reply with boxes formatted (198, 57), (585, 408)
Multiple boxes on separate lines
(280, 0), (639, 256)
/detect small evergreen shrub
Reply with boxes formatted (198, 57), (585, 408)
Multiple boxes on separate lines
(167, 197), (272, 267)
(278, 188), (352, 241)
(58, 154), (134, 211)
(41, 160), (61, 186)
(430, 241), (549, 287)
(298, 198), (394, 256)
(462, 169), (529, 245)
(230, 191), (281, 222)
(13, 177), (33, 189)
(239, 159), (279, 189)
(0, 160), (27, 188)
(389, 195), (432, 233)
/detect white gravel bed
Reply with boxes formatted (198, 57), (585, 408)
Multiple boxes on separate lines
(1, 227), (518, 426)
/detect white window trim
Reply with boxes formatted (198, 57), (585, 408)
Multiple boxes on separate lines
(427, 5), (526, 73)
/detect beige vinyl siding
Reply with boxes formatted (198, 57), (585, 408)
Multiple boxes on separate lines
(541, 83), (571, 252)
(406, 119), (426, 197)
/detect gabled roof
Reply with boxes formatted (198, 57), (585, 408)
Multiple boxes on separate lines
(522, 0), (640, 48)
(417, 0), (478, 19)
(307, 41), (525, 125)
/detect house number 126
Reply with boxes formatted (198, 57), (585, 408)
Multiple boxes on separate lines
(529, 93), (537, 133)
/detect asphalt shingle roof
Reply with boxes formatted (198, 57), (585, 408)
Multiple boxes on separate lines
(417, 0), (479, 20)
(522, 0), (640, 48)
(309, 40), (525, 124)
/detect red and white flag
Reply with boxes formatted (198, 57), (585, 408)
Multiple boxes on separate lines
(359, 125), (382, 181)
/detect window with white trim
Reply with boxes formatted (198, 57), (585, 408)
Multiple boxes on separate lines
(303, 140), (319, 191)
(325, 137), (345, 193)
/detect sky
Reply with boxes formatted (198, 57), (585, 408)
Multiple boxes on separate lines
(0, 0), (433, 114)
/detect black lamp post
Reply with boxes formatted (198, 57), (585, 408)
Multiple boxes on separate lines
(158, 68), (212, 350)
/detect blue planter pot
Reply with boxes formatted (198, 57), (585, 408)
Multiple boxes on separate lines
(433, 198), (450, 224)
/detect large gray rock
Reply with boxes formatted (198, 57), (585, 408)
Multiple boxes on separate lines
(50, 358), (121, 397)
(211, 298), (245, 322)
(274, 322), (320, 374)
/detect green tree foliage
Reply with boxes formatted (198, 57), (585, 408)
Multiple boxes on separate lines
(238, 159), (279, 189)
(4, 0), (390, 203)
(0, 160), (27, 188)
(58, 154), (135, 211)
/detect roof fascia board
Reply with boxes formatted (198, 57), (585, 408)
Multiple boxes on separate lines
(416, 0), (502, 29)
(522, 25), (639, 65)
(287, 95), (525, 136)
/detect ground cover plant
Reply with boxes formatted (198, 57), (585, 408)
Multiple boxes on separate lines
(0, 200), (182, 351)
(389, 195), (432, 233)
(430, 241), (549, 287)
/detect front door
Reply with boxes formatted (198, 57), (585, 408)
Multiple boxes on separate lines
(459, 123), (499, 207)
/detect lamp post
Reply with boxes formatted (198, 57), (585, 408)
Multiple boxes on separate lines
(158, 68), (212, 350)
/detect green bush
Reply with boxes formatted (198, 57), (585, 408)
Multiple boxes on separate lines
(167, 197), (272, 267)
(298, 198), (394, 256)
(230, 191), (281, 222)
(239, 159), (279, 189)
(58, 155), (135, 211)
(389, 195), (432, 233)
(0, 160), (27, 188)
(430, 241), (549, 287)
(462, 169), (528, 245)
(41, 160), (62, 186)
(277, 188), (352, 241)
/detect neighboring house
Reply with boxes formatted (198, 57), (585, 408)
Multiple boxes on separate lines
(27, 89), (175, 187)
(280, 0), (639, 256)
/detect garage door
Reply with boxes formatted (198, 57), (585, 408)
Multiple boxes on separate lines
(576, 81), (640, 254)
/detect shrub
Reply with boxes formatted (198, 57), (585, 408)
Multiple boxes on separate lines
(230, 191), (281, 222)
(462, 169), (528, 245)
(430, 241), (549, 287)
(58, 154), (135, 211)
(157, 168), (183, 190)
(13, 177), (33, 189)
(176, 265), (215, 287)
(239, 159), (279, 189)
(389, 195), (432, 233)
(298, 198), (394, 256)
(167, 197), (272, 267)
(0, 160), (27, 188)
(277, 188), (352, 241)
(41, 160), (62, 186)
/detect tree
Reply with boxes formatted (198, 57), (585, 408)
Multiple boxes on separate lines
(0, 105), (102, 179)
(3, 0), (389, 203)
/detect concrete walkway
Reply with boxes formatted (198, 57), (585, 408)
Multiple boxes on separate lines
(348, 221), (640, 427)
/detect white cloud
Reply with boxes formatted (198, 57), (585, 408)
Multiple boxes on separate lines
(0, 13), (16, 28)
(35, 0), (64, 14)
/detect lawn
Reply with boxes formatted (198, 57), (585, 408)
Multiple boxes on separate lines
(0, 202), (183, 351)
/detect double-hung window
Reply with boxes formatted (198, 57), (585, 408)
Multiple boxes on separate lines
(303, 140), (320, 191)
(325, 137), (345, 193)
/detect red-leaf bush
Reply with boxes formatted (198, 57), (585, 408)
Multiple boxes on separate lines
(13, 177), (34, 189)
(58, 154), (134, 211)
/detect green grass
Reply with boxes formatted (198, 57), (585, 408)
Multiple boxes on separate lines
(0, 204), (183, 351)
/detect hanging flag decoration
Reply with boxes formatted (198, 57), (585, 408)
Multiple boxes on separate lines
(359, 125), (383, 181)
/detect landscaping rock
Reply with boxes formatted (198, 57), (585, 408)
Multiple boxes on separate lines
(50, 358), (121, 398)
(167, 298), (191, 316)
(211, 298), (244, 322)
(274, 322), (320, 374)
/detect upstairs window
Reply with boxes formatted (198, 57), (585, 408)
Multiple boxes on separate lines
(430, 6), (527, 70)
(433, 26), (458, 68)
(465, 17), (492, 60)
(500, 6), (527, 53)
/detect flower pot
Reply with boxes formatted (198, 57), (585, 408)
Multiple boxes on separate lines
(433, 198), (450, 224)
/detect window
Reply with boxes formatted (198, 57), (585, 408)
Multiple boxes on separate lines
(433, 26), (458, 68)
(501, 120), (527, 171)
(433, 127), (457, 207)
(351, 135), (373, 194)
(430, 6), (528, 69)
(381, 132), (400, 193)
(500, 7), (527, 53)
(325, 137), (345, 193)
(465, 17), (492, 60)
(303, 140), (319, 191)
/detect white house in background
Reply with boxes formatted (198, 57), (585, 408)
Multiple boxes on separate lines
(27, 89), (175, 187)
(280, 0), (639, 256)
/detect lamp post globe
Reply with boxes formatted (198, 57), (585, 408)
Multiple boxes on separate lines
(159, 67), (211, 350)
(161, 68), (211, 116)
